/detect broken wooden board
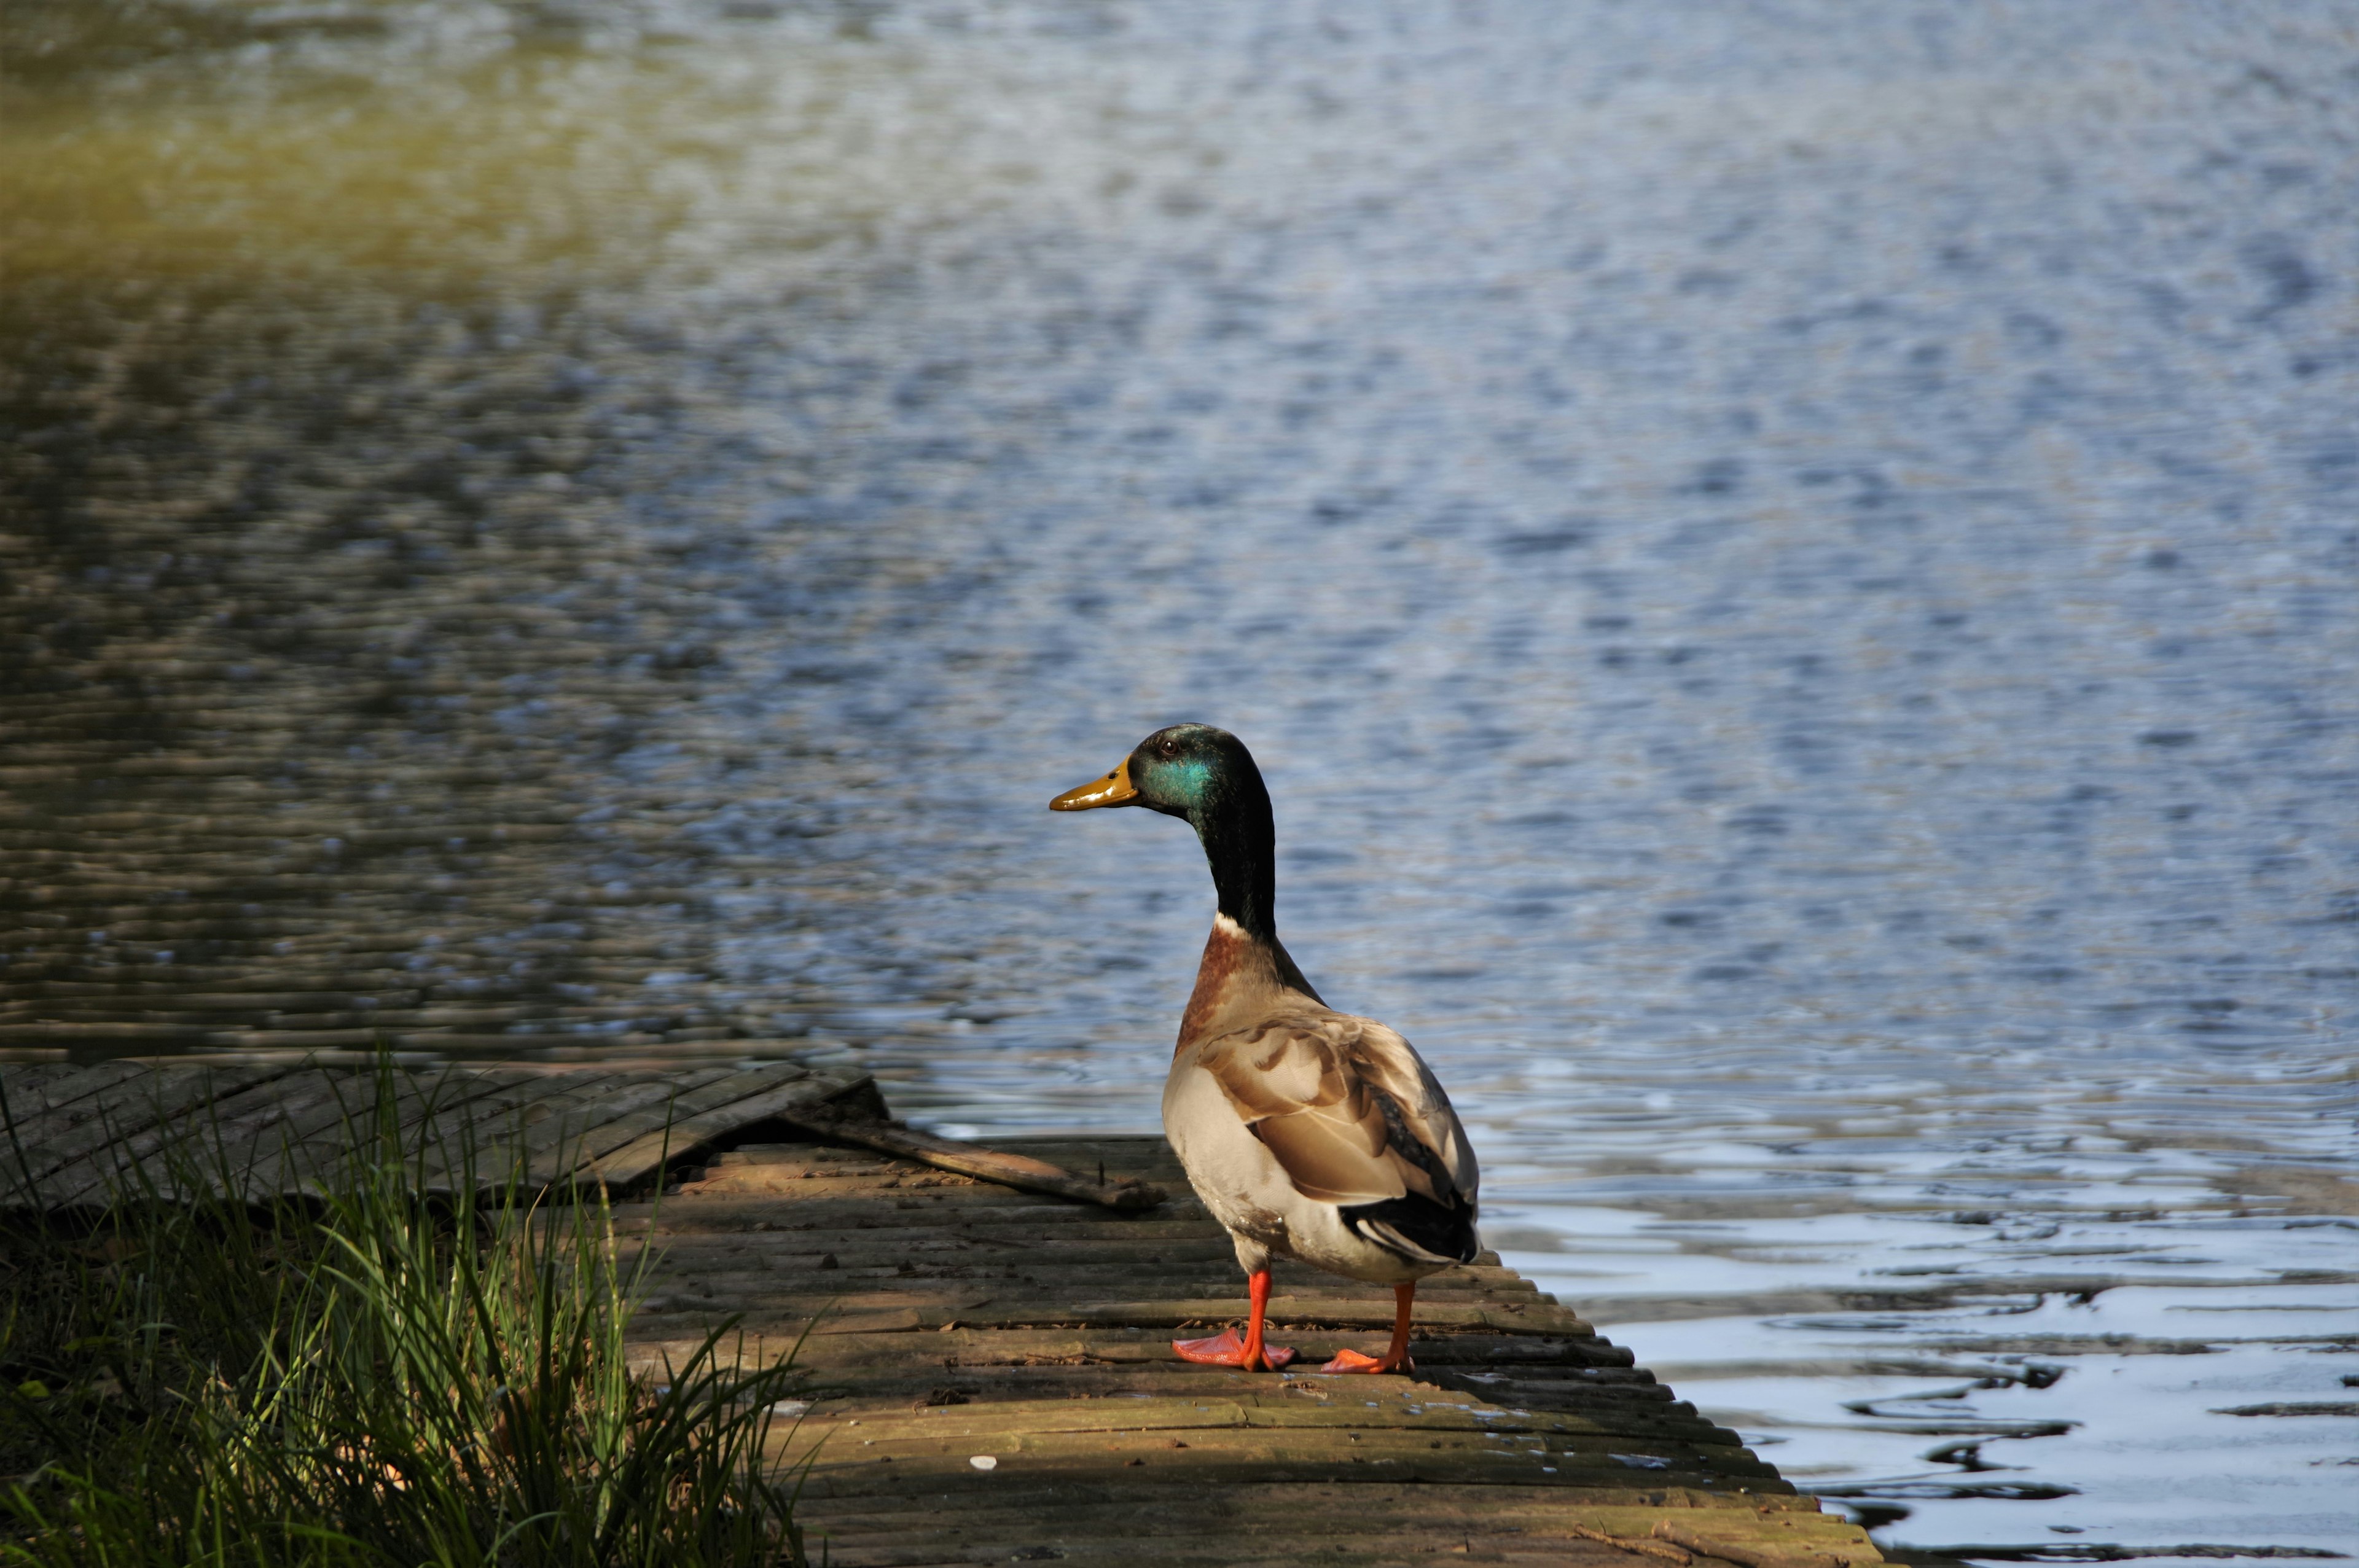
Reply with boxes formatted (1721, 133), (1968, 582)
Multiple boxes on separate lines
(778, 1106), (1167, 1209)
(623, 1133), (1888, 1567)
(0, 1056), (880, 1207)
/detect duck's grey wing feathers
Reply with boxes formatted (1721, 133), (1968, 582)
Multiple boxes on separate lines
(1195, 1010), (1479, 1212)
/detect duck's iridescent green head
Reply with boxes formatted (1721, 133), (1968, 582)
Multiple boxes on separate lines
(1052, 723), (1297, 959)
(1049, 723), (1258, 825)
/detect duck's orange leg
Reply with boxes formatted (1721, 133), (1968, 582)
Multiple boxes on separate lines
(1320, 1281), (1416, 1374)
(1173, 1268), (1296, 1370)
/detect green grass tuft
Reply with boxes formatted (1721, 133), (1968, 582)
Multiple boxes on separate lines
(0, 1066), (811, 1567)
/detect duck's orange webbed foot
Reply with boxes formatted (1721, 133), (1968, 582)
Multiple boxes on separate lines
(1172, 1327), (1296, 1370)
(1173, 1268), (1295, 1370)
(1318, 1282), (1419, 1375)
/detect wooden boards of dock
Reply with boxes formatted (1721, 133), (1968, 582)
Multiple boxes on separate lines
(0, 1055), (877, 1207)
(625, 1133), (1888, 1567)
(0, 1058), (1887, 1566)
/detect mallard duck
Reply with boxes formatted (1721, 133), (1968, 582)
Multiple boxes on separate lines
(1052, 724), (1480, 1374)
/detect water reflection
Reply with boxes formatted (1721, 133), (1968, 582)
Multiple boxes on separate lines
(2, 1), (2354, 1559)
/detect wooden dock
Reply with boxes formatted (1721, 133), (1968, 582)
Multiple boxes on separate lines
(0, 1055), (879, 1208)
(0, 1059), (1888, 1567)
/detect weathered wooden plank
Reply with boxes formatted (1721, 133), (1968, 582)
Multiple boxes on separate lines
(756, 1367), (1667, 1425)
(41, 1067), (384, 1207)
(629, 1325), (1631, 1376)
(620, 1252), (1545, 1303)
(632, 1290), (1588, 1338)
(777, 1451), (1759, 1500)
(0, 1067), (133, 1185)
(705, 1135), (1181, 1177)
(650, 1192), (1531, 1278)
(508, 1067), (754, 1162)
(75, 1065), (555, 1205)
(584, 1067), (875, 1187)
(776, 1435), (1773, 1499)
(801, 1383), (1719, 1433)
(367, 1065), (566, 1167)
(614, 1267), (1542, 1314)
(771, 1397), (1757, 1456)
(618, 1235), (1230, 1270)
(686, 1167), (1025, 1198)
(616, 1239), (1538, 1308)
(608, 1241), (1531, 1292)
(669, 1359), (1673, 1426)
(196, 1069), (463, 1199)
(793, 1538), (1664, 1568)
(396, 1067), (651, 1190)
(703, 1155), (912, 1178)
(0, 1063), (128, 1122)
(9, 1061), (888, 1207)
(792, 1540), (1651, 1568)
(377, 1071), (634, 1188)
(613, 1201), (1210, 1237)
(774, 1111), (1168, 1211)
(0, 1061), (252, 1164)
(791, 1490), (1872, 1567)
(797, 1484), (1834, 1530)
(225, 1065), (555, 1199)
(18, 1064), (316, 1203)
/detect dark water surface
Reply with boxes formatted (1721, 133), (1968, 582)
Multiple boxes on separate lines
(4, 2), (2355, 1558)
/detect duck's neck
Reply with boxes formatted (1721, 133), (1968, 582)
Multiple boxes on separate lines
(1194, 781), (1280, 947)
(1175, 782), (1322, 1050)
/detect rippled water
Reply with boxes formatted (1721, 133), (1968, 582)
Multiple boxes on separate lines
(4, 2), (2355, 1559)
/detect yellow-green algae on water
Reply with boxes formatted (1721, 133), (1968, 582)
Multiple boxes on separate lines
(1, 0), (1100, 297)
(5, 10), (732, 290)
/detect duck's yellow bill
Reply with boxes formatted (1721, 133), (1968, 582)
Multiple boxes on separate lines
(1050, 757), (1138, 811)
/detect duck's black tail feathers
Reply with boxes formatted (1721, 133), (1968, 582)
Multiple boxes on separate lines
(1339, 1192), (1480, 1267)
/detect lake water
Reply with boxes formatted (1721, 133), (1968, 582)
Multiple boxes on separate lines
(3, 2), (2355, 1559)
